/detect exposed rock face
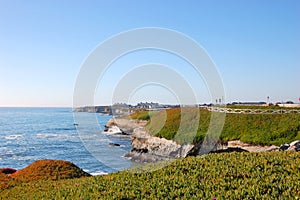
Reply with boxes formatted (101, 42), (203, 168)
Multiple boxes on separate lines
(125, 128), (194, 162)
(277, 141), (300, 152)
(106, 118), (195, 162)
(106, 118), (300, 163)
(226, 140), (280, 152)
(104, 125), (125, 135)
(265, 145), (280, 152)
(105, 118), (147, 135)
(287, 140), (300, 151)
(222, 140), (300, 152)
(280, 143), (290, 151)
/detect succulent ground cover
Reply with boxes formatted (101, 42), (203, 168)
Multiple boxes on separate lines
(129, 108), (300, 145)
(0, 160), (90, 191)
(0, 151), (299, 199)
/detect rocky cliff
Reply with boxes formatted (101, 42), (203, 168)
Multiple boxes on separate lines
(105, 118), (147, 135)
(105, 118), (194, 162)
(125, 127), (194, 162)
(105, 118), (300, 163)
(74, 106), (112, 114)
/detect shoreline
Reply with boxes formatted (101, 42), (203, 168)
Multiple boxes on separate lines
(104, 117), (300, 163)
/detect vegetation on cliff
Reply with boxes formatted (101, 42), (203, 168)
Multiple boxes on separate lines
(0, 151), (299, 199)
(128, 107), (300, 146)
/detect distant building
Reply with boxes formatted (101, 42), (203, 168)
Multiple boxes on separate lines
(135, 102), (180, 109)
(230, 102), (267, 106)
(136, 102), (160, 109)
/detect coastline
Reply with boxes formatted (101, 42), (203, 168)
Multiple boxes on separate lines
(104, 116), (300, 163)
(1, 113), (299, 196)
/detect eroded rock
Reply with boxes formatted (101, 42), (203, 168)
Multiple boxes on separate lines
(280, 143), (290, 151)
(125, 128), (194, 162)
(105, 118), (147, 135)
(287, 140), (300, 151)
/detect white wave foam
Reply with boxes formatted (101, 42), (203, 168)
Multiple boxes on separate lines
(101, 131), (131, 138)
(16, 155), (38, 161)
(4, 134), (23, 140)
(36, 133), (58, 138)
(35, 133), (77, 139)
(90, 171), (108, 176)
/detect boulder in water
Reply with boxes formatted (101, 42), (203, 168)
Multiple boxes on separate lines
(109, 143), (121, 147)
(104, 125), (125, 135)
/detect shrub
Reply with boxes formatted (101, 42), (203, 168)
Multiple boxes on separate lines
(10, 160), (90, 183)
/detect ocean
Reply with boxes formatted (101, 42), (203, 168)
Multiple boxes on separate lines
(0, 107), (133, 175)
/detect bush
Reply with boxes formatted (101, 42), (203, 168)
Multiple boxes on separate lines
(10, 160), (90, 183)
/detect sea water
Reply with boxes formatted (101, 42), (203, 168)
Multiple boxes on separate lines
(0, 107), (133, 174)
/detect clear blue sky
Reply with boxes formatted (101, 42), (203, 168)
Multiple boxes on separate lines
(0, 0), (299, 107)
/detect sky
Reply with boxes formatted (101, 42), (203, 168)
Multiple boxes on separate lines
(0, 0), (299, 107)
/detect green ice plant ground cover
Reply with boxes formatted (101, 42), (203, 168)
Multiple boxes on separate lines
(130, 108), (300, 146)
(1, 151), (299, 199)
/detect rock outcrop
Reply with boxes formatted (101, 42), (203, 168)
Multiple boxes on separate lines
(217, 140), (299, 153)
(287, 140), (300, 151)
(105, 118), (196, 162)
(125, 128), (194, 162)
(280, 143), (290, 151)
(226, 140), (280, 152)
(105, 118), (300, 163)
(104, 125), (125, 135)
(105, 118), (147, 135)
(109, 142), (121, 147)
(74, 106), (112, 114)
(279, 140), (300, 152)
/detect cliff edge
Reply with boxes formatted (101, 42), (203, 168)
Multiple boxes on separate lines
(105, 118), (194, 162)
(125, 127), (194, 162)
